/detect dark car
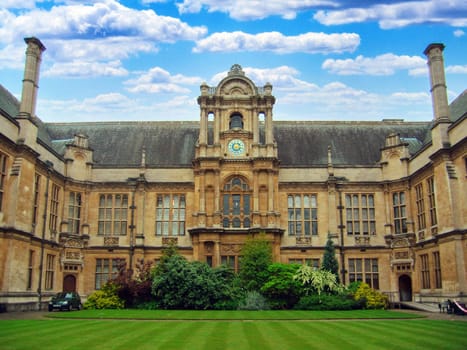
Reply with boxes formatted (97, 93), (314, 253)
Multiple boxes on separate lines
(48, 292), (82, 311)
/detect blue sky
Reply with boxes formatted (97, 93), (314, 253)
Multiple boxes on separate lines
(0, 0), (466, 122)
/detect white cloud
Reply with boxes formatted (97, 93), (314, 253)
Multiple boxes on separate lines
(0, 0), (207, 44)
(0, 0), (37, 9)
(446, 65), (467, 74)
(44, 37), (158, 62)
(44, 60), (128, 77)
(322, 53), (426, 75)
(124, 67), (202, 94)
(453, 29), (465, 37)
(177, 0), (337, 20)
(194, 31), (360, 54)
(314, 0), (467, 29)
(0, 0), (207, 71)
(0, 43), (26, 69)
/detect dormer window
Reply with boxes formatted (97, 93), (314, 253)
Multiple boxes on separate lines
(230, 113), (243, 129)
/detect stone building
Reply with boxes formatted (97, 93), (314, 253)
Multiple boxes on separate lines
(0, 38), (465, 311)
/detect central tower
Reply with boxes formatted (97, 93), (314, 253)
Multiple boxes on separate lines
(190, 64), (282, 268)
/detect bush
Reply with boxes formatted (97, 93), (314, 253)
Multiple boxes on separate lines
(354, 283), (389, 309)
(294, 294), (363, 311)
(111, 259), (154, 308)
(261, 263), (303, 309)
(135, 301), (159, 310)
(152, 253), (238, 310)
(84, 283), (124, 309)
(239, 234), (272, 291)
(237, 291), (270, 310)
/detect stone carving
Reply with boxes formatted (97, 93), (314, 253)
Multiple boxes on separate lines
(104, 236), (119, 246)
(221, 244), (242, 254)
(296, 237), (311, 245)
(355, 236), (370, 246)
(394, 251), (409, 259)
(162, 237), (178, 246)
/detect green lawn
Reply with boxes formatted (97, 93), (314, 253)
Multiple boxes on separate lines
(1, 310), (466, 350)
(45, 309), (422, 320)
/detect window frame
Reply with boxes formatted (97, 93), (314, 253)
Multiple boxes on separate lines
(0, 152), (7, 212)
(95, 258), (123, 290)
(45, 254), (55, 290)
(287, 194), (318, 236)
(345, 194), (376, 235)
(433, 251), (442, 289)
(392, 191), (407, 234)
(420, 254), (430, 289)
(415, 183), (426, 230)
(98, 194), (129, 236)
(155, 194), (186, 236)
(348, 258), (379, 289)
(49, 184), (60, 234)
(68, 191), (82, 234)
(222, 177), (251, 229)
(427, 177), (437, 227)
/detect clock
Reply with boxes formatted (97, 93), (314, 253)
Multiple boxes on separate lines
(228, 139), (245, 155)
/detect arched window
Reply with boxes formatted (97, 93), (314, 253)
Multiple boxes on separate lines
(222, 177), (251, 228)
(230, 113), (243, 129)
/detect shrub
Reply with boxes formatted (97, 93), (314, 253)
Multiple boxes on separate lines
(294, 294), (363, 311)
(354, 283), (389, 309)
(111, 259), (155, 308)
(152, 253), (238, 310)
(293, 265), (343, 299)
(239, 234), (272, 291)
(84, 283), (124, 309)
(237, 291), (270, 310)
(261, 263), (303, 309)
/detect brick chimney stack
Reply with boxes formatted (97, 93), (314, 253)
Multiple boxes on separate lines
(424, 43), (450, 122)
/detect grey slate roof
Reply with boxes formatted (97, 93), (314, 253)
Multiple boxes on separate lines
(450, 89), (467, 122)
(45, 122), (199, 167)
(0, 84), (19, 119)
(1, 85), (466, 167)
(274, 121), (429, 166)
(44, 120), (431, 167)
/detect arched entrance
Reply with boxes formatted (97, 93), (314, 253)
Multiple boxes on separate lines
(399, 274), (412, 301)
(63, 275), (76, 292)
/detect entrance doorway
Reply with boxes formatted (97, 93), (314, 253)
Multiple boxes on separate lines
(399, 274), (412, 301)
(63, 275), (76, 292)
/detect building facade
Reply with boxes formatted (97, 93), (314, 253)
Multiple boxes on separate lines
(0, 38), (465, 311)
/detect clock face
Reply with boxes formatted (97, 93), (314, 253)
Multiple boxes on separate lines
(228, 139), (245, 155)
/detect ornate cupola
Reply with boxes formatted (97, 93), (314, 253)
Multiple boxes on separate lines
(196, 64), (277, 159)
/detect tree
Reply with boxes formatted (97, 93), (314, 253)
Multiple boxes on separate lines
(322, 238), (340, 282)
(260, 263), (303, 309)
(238, 233), (272, 291)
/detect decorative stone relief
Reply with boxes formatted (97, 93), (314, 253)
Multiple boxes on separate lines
(104, 236), (119, 246)
(296, 237), (311, 245)
(162, 237), (178, 246)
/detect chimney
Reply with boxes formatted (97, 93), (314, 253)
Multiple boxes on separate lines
(17, 37), (46, 146)
(424, 43), (450, 122)
(18, 37), (46, 120)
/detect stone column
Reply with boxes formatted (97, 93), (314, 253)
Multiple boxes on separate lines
(424, 43), (449, 122)
(18, 37), (46, 119)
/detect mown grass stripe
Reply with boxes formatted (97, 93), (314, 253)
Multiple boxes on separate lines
(2, 314), (466, 350)
(202, 319), (231, 349)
